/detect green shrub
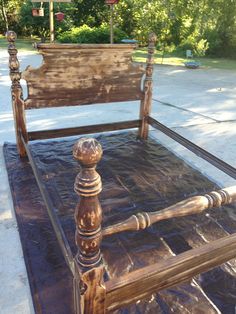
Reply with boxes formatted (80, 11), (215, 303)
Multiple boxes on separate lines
(58, 24), (127, 44)
(178, 35), (209, 57)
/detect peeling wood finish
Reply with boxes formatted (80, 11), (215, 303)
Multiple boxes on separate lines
(103, 185), (236, 236)
(22, 44), (145, 109)
(73, 138), (106, 313)
(6, 31), (28, 156)
(105, 232), (236, 311)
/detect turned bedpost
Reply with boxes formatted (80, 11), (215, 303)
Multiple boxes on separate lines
(6, 31), (28, 157)
(139, 32), (157, 139)
(73, 138), (106, 314)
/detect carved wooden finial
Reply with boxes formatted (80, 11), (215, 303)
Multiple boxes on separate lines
(148, 32), (157, 45)
(6, 31), (20, 84)
(139, 32), (157, 139)
(73, 138), (103, 197)
(6, 30), (17, 43)
(73, 137), (103, 167)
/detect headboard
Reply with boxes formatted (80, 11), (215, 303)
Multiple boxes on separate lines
(22, 44), (145, 109)
(6, 31), (157, 156)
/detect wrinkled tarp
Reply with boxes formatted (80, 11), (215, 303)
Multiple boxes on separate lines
(4, 131), (236, 313)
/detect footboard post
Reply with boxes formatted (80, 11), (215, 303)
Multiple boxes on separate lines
(6, 31), (28, 157)
(73, 138), (106, 314)
(139, 32), (157, 139)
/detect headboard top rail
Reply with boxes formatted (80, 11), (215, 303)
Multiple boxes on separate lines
(36, 43), (137, 50)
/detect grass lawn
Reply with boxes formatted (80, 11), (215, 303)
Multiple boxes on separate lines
(133, 48), (236, 71)
(1, 36), (236, 70)
(0, 36), (38, 52)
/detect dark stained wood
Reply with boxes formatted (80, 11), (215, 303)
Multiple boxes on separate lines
(139, 33), (157, 139)
(22, 136), (75, 274)
(103, 186), (236, 236)
(73, 138), (106, 314)
(22, 44), (145, 109)
(6, 31), (28, 157)
(148, 116), (236, 179)
(105, 232), (236, 311)
(28, 120), (140, 141)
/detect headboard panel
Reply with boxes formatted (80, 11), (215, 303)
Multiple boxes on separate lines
(22, 44), (145, 109)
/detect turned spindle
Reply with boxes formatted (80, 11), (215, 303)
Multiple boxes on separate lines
(73, 138), (105, 314)
(102, 185), (236, 237)
(139, 32), (157, 139)
(6, 31), (28, 157)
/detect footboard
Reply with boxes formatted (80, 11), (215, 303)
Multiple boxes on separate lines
(72, 137), (236, 313)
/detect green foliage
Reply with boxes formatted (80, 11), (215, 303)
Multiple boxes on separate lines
(58, 24), (127, 44)
(1, 0), (236, 58)
(0, 0), (21, 33)
(18, 0), (76, 40)
(178, 35), (209, 57)
(72, 0), (108, 27)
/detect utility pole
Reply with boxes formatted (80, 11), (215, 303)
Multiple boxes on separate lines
(49, 0), (54, 43)
(31, 0), (71, 43)
(110, 4), (114, 44)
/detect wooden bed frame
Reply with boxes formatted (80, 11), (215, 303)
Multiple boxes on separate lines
(6, 30), (236, 313)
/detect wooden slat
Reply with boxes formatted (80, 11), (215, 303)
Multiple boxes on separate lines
(28, 120), (140, 141)
(22, 45), (144, 109)
(105, 233), (236, 311)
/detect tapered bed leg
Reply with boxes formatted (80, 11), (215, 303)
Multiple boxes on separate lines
(139, 32), (157, 139)
(6, 31), (28, 157)
(73, 138), (106, 314)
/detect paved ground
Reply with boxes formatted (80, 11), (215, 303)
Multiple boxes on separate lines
(0, 49), (236, 313)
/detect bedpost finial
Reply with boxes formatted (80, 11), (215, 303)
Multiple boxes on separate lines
(73, 138), (103, 167)
(148, 32), (157, 45)
(6, 31), (17, 43)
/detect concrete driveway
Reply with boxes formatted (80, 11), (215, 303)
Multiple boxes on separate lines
(0, 49), (236, 313)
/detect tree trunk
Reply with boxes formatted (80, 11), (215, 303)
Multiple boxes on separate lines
(1, 0), (9, 32)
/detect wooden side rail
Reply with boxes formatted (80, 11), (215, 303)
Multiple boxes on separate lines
(28, 120), (140, 141)
(105, 232), (236, 311)
(103, 186), (236, 236)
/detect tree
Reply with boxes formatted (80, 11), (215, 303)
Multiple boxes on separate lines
(0, 0), (21, 33)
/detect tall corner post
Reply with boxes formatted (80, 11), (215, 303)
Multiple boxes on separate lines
(6, 31), (28, 157)
(73, 138), (106, 314)
(139, 32), (157, 140)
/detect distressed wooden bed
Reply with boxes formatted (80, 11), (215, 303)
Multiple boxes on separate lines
(6, 31), (236, 313)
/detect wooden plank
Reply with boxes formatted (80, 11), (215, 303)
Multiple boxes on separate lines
(105, 233), (236, 311)
(28, 120), (140, 141)
(22, 45), (144, 109)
